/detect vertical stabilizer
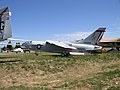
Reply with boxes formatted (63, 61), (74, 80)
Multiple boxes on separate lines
(80, 28), (106, 45)
(0, 7), (12, 41)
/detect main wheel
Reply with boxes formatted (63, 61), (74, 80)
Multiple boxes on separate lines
(116, 47), (120, 51)
(61, 52), (70, 57)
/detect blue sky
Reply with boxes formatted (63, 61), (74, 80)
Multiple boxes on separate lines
(0, 0), (120, 41)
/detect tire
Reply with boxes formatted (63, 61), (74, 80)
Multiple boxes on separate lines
(61, 52), (70, 57)
(116, 47), (120, 51)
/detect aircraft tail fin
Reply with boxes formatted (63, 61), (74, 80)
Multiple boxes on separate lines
(82, 28), (106, 45)
(0, 7), (12, 40)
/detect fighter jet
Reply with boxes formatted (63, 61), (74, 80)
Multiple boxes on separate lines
(22, 28), (106, 56)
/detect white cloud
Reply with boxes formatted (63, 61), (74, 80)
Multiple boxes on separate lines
(54, 31), (92, 41)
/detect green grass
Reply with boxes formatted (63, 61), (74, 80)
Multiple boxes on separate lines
(0, 52), (120, 90)
(80, 69), (120, 90)
(0, 85), (52, 90)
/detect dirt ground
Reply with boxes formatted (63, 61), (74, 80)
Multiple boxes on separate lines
(0, 52), (120, 90)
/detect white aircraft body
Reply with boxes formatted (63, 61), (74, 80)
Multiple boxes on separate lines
(22, 28), (106, 56)
(0, 7), (12, 41)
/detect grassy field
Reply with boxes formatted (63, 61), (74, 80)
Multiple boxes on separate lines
(0, 52), (120, 90)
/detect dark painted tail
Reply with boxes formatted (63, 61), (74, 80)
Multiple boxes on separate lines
(80, 28), (106, 45)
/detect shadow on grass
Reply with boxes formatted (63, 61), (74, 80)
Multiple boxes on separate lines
(0, 56), (15, 59)
(0, 60), (21, 63)
(42, 54), (61, 56)
(42, 54), (74, 58)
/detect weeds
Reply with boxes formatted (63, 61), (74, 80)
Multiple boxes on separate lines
(0, 52), (120, 90)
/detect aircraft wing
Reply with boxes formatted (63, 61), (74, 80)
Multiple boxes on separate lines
(7, 38), (46, 46)
(46, 40), (77, 51)
(7, 38), (32, 42)
(0, 43), (8, 45)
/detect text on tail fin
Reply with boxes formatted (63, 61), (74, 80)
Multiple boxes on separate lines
(0, 7), (12, 40)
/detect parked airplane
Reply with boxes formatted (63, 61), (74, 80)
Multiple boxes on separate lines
(21, 28), (106, 56)
(0, 7), (106, 56)
(0, 7), (12, 41)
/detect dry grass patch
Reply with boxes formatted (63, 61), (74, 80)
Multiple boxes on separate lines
(0, 52), (119, 90)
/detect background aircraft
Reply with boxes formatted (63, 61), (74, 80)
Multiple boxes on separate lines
(0, 7), (12, 41)
(21, 28), (106, 56)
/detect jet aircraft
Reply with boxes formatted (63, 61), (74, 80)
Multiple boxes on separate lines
(0, 7), (106, 56)
(22, 28), (106, 56)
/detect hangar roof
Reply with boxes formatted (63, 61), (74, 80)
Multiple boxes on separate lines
(100, 38), (120, 42)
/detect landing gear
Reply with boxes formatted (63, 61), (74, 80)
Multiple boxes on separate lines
(61, 52), (70, 57)
(116, 47), (120, 51)
(35, 51), (38, 56)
